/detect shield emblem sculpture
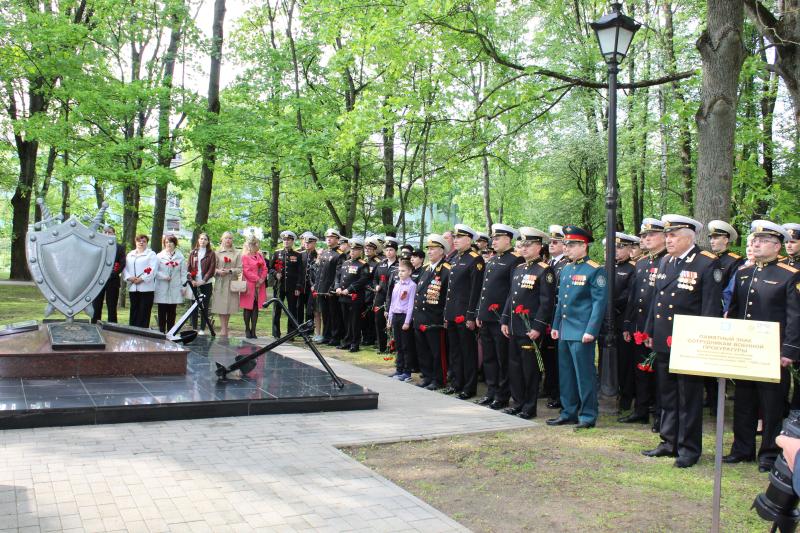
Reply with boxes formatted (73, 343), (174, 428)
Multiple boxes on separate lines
(26, 200), (116, 320)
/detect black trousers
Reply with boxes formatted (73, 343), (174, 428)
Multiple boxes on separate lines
(362, 304), (376, 345)
(272, 288), (299, 337)
(481, 321), (510, 402)
(730, 372), (789, 464)
(415, 326), (445, 386)
(129, 291), (154, 329)
(391, 314), (414, 372)
(321, 295), (343, 342)
(632, 343), (658, 418)
(157, 303), (177, 333)
(656, 351), (703, 462)
(296, 291), (310, 324)
(91, 276), (120, 324)
(190, 283), (213, 331)
(343, 300), (363, 349)
(542, 334), (559, 401)
(508, 335), (543, 414)
(617, 335), (635, 409)
(447, 324), (478, 395)
(375, 304), (388, 351)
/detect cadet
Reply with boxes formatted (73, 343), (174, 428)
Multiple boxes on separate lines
(363, 236), (382, 347)
(475, 232), (490, 252)
(547, 226), (607, 430)
(782, 224), (800, 266)
(724, 221), (800, 472)
(476, 224), (524, 410)
(414, 235), (451, 389)
(600, 233), (638, 412)
(315, 229), (346, 346)
(373, 236), (400, 353)
(621, 218), (667, 428)
(641, 215), (722, 468)
(443, 224), (485, 400)
(543, 224), (569, 409)
(270, 230), (303, 337)
(298, 232), (320, 337)
(333, 237), (371, 352)
(500, 227), (556, 419)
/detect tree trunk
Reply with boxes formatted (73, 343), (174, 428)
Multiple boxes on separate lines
(757, 38), (777, 218)
(35, 146), (58, 223)
(382, 120), (395, 232)
(93, 178), (105, 210)
(60, 150), (70, 220)
(481, 152), (493, 229)
(270, 166), (280, 248)
(193, 0), (225, 246)
(151, 8), (184, 252)
(694, 0), (745, 236)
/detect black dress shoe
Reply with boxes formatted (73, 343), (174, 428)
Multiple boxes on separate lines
(546, 417), (577, 426)
(441, 387), (458, 395)
(642, 443), (677, 458)
(502, 406), (522, 415)
(518, 411), (536, 420)
(475, 396), (494, 406)
(490, 400), (509, 410)
(674, 457), (697, 468)
(651, 420), (660, 433)
(546, 399), (562, 409)
(424, 382), (441, 391)
(574, 422), (595, 431)
(336, 344), (349, 350)
(759, 463), (773, 473)
(416, 380), (431, 388)
(618, 414), (649, 424)
(722, 453), (755, 464)
(457, 392), (475, 400)
(348, 346), (359, 353)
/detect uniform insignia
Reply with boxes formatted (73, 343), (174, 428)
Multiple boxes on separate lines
(359, 259), (366, 264)
(586, 260), (600, 268)
(546, 272), (554, 283)
(728, 252), (741, 259)
(441, 263), (451, 270)
(701, 250), (716, 259)
(511, 251), (521, 257)
(778, 263), (799, 273)
(596, 274), (606, 287)
(796, 282), (800, 293)
(713, 269), (722, 282)
(470, 251), (479, 258)
(477, 263), (483, 271)
(538, 261), (549, 269)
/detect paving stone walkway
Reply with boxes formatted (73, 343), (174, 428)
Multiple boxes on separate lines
(0, 340), (534, 533)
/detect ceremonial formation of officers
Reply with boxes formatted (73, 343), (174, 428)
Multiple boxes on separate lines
(270, 215), (800, 471)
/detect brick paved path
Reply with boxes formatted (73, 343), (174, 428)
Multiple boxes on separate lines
(0, 341), (534, 532)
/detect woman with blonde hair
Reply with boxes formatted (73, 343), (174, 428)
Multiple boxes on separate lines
(240, 237), (268, 338)
(210, 231), (242, 336)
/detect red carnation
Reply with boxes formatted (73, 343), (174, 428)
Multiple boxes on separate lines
(637, 363), (652, 373)
(633, 331), (649, 345)
(454, 315), (465, 324)
(380, 274), (387, 282)
(519, 308), (530, 316)
(189, 270), (197, 278)
(113, 261), (120, 273)
(275, 260), (284, 272)
(514, 304), (525, 314)
(144, 267), (152, 274)
(312, 290), (318, 297)
(373, 306), (380, 313)
(224, 256), (231, 263)
(350, 293), (358, 301)
(419, 324), (427, 332)
(488, 303), (500, 312)
(667, 336), (673, 348)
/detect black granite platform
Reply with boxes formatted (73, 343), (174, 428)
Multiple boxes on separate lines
(0, 336), (378, 429)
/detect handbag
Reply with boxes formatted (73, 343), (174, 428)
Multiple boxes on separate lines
(230, 273), (247, 294)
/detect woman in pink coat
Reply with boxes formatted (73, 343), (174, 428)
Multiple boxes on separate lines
(240, 237), (268, 338)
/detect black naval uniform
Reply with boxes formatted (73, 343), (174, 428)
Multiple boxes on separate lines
(601, 258), (636, 409)
(781, 254), (800, 268)
(373, 256), (399, 352)
(727, 259), (800, 468)
(362, 253), (381, 346)
(92, 242), (126, 324)
(413, 260), (450, 387)
(543, 254), (569, 404)
(477, 249), (525, 406)
(623, 249), (667, 422)
(297, 248), (318, 323)
(315, 245), (346, 344)
(270, 247), (303, 337)
(334, 256), (371, 351)
(443, 249), (484, 396)
(645, 247), (722, 465)
(501, 259), (556, 416)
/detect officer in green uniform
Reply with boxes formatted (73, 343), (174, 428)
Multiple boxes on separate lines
(547, 225), (607, 430)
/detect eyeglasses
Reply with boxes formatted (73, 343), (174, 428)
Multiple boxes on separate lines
(751, 236), (780, 245)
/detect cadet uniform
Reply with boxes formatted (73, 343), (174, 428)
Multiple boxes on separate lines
(443, 224), (484, 399)
(548, 226), (607, 429)
(362, 237), (382, 346)
(501, 227), (556, 419)
(621, 219), (667, 425)
(724, 221), (800, 471)
(271, 230), (303, 337)
(334, 238), (371, 352)
(476, 224), (524, 409)
(297, 232), (318, 325)
(373, 237), (400, 353)
(543, 225), (569, 407)
(315, 229), (346, 345)
(414, 235), (451, 389)
(781, 224), (800, 267)
(643, 215), (723, 468)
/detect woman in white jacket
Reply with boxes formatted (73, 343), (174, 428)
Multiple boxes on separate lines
(154, 234), (187, 332)
(123, 234), (159, 328)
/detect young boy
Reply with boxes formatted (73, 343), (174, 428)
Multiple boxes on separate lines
(387, 260), (417, 381)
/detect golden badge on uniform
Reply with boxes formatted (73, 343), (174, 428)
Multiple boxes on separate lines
(546, 272), (554, 283)
(477, 263), (483, 271)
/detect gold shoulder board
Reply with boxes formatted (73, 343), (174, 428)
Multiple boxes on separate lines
(586, 260), (600, 268)
(701, 250), (716, 259)
(778, 263), (799, 274)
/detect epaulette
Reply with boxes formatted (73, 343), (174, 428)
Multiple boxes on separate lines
(701, 250), (716, 259)
(778, 262), (799, 274)
(586, 260), (600, 268)
(629, 260), (637, 266)
(469, 251), (479, 258)
(336, 249), (344, 254)
(441, 263), (451, 270)
(358, 258), (366, 264)
(538, 261), (549, 269)
(727, 251), (741, 259)
(511, 251), (521, 257)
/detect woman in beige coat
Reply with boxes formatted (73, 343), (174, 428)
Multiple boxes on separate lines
(210, 231), (242, 337)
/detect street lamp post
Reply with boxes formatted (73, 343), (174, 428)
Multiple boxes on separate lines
(590, 3), (640, 397)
